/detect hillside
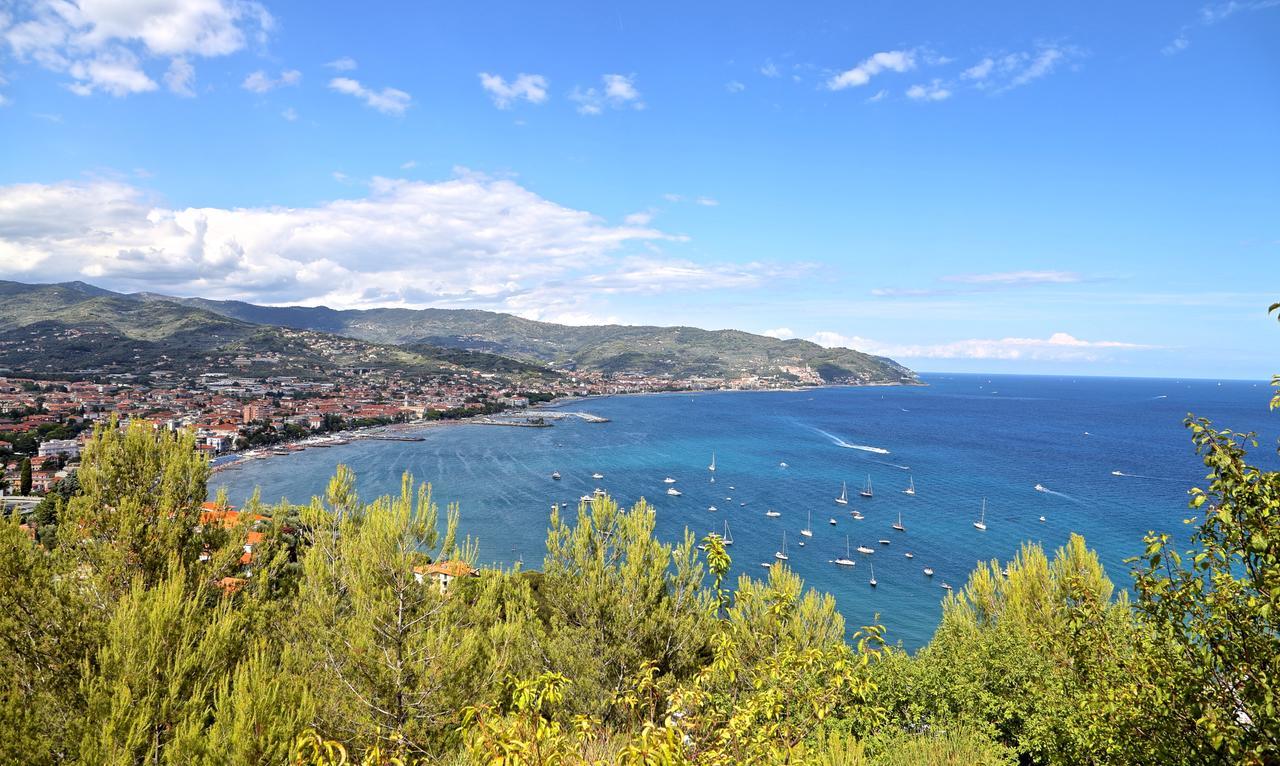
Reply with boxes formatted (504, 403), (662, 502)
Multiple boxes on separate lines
(0, 281), (556, 382)
(152, 294), (917, 384)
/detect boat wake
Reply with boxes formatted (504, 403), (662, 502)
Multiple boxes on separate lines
(812, 428), (891, 454)
(1038, 487), (1083, 504)
(877, 461), (911, 471)
(1111, 470), (1181, 482)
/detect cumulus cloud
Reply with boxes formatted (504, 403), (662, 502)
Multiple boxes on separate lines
(0, 174), (783, 318)
(762, 327), (794, 340)
(242, 68), (300, 93)
(906, 79), (950, 101)
(810, 331), (1154, 362)
(827, 50), (915, 90)
(725, 80), (745, 93)
(328, 76), (411, 115)
(570, 73), (643, 115)
(1, 0), (273, 97)
(960, 44), (1084, 93)
(478, 72), (548, 108)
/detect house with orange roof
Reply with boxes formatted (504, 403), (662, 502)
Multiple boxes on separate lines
(413, 560), (479, 593)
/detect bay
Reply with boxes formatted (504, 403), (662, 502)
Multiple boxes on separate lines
(210, 373), (1279, 650)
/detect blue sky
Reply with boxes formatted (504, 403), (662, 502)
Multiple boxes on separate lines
(0, 1), (1277, 379)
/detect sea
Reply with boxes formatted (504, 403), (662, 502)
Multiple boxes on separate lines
(209, 373), (1279, 651)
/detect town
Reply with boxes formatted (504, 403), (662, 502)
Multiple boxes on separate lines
(0, 360), (838, 497)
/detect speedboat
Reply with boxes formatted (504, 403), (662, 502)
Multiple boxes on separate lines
(708, 505), (717, 512)
(579, 494), (593, 502)
(1034, 483), (1047, 493)
(765, 508), (781, 518)
(878, 539), (891, 546)
(667, 487), (682, 496)
(663, 477), (676, 484)
(856, 544), (875, 555)
(829, 517), (837, 525)
(1039, 515), (1047, 522)
(904, 552), (914, 559)
(923, 567), (934, 576)
(851, 511), (864, 520)
(941, 583), (953, 591)
(551, 472), (561, 480)
(761, 562), (772, 569)
(592, 472), (604, 479)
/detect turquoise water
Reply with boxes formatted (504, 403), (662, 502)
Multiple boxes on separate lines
(210, 374), (1278, 650)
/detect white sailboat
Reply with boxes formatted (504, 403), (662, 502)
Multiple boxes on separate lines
(869, 562), (877, 587)
(774, 531), (789, 561)
(800, 510), (813, 538)
(723, 521), (733, 546)
(859, 475), (874, 498)
(708, 452), (716, 472)
(903, 476), (915, 495)
(835, 481), (848, 505)
(892, 511), (905, 532)
(834, 536), (855, 567)
(973, 498), (988, 531)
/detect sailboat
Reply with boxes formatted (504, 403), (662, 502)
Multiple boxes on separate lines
(892, 511), (905, 532)
(800, 510), (813, 537)
(834, 536), (856, 567)
(859, 475), (874, 498)
(774, 531), (789, 561)
(869, 562), (877, 587)
(973, 498), (988, 531)
(722, 521), (733, 546)
(903, 476), (915, 495)
(835, 481), (848, 505)
(708, 452), (716, 473)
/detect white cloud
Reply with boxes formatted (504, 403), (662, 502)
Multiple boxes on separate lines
(960, 45), (1084, 93)
(762, 327), (794, 340)
(906, 79), (950, 101)
(695, 196), (719, 207)
(325, 56), (357, 71)
(164, 57), (195, 96)
(725, 80), (745, 93)
(570, 73), (643, 115)
(328, 76), (411, 115)
(478, 72), (548, 108)
(827, 50), (915, 91)
(242, 68), (300, 93)
(760, 60), (780, 78)
(67, 48), (156, 96)
(281, 107), (297, 121)
(1164, 0), (1279, 54)
(0, 174), (775, 317)
(400, 160), (417, 170)
(624, 211), (654, 226)
(942, 270), (1083, 285)
(865, 89), (888, 103)
(810, 331), (1154, 362)
(2, 0), (272, 97)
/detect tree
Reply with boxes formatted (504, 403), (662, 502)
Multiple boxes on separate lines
(19, 457), (31, 495)
(292, 466), (479, 756)
(539, 494), (712, 722)
(56, 419), (212, 602)
(1133, 415), (1280, 764)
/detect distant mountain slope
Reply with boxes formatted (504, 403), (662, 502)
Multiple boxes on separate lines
(151, 294), (917, 384)
(0, 281), (556, 381)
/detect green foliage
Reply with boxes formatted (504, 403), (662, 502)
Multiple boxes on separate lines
(877, 535), (1171, 765)
(19, 455), (31, 495)
(540, 494), (713, 721)
(1133, 416), (1280, 764)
